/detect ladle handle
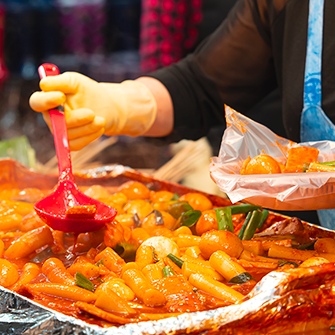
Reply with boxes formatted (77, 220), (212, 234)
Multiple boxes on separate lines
(38, 63), (74, 182)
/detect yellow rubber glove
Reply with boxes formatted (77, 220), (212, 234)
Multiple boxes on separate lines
(29, 72), (157, 151)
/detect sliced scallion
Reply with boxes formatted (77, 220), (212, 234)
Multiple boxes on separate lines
(238, 211), (252, 240)
(162, 265), (175, 277)
(168, 201), (193, 219)
(278, 260), (299, 268)
(320, 161), (335, 166)
(171, 193), (180, 201)
(258, 209), (269, 229)
(242, 209), (263, 240)
(216, 204), (261, 215)
(227, 272), (254, 284)
(75, 272), (95, 292)
(95, 258), (104, 267)
(179, 210), (201, 227)
(215, 207), (233, 232)
(167, 253), (184, 268)
(294, 240), (316, 250)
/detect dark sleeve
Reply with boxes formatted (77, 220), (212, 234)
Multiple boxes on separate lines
(147, 0), (278, 143)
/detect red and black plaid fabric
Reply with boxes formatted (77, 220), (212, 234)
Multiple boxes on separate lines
(57, 2), (106, 56)
(140, 0), (202, 73)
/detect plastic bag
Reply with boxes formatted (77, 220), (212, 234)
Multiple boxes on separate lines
(209, 106), (335, 211)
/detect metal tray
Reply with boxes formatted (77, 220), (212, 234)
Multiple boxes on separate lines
(1, 158), (335, 335)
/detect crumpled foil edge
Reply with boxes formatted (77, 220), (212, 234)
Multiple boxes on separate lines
(2, 268), (333, 335)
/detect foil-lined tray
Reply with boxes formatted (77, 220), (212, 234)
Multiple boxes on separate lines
(1, 158), (335, 335)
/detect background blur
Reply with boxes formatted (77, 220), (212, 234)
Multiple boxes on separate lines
(0, 0), (285, 168)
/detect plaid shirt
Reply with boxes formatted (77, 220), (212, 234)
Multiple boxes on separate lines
(140, 0), (202, 73)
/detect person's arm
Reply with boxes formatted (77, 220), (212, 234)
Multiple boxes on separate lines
(145, 0), (284, 143)
(136, 77), (174, 137)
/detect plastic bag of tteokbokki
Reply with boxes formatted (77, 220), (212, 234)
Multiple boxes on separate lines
(209, 106), (335, 211)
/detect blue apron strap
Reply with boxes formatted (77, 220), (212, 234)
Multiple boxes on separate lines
(303, 0), (325, 108)
(302, 0), (335, 228)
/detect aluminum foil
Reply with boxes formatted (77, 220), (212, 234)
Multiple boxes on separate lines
(1, 158), (335, 335)
(2, 265), (335, 335)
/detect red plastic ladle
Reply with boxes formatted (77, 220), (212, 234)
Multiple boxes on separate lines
(34, 63), (117, 233)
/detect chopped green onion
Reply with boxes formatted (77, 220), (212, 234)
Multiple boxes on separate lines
(294, 240), (316, 250)
(278, 260), (299, 268)
(95, 258), (104, 267)
(167, 253), (184, 268)
(228, 272), (254, 284)
(179, 210), (201, 228)
(75, 272), (95, 292)
(258, 209), (269, 229)
(320, 161), (335, 166)
(217, 204), (261, 215)
(97, 277), (104, 284)
(168, 201), (193, 219)
(215, 207), (233, 232)
(151, 246), (159, 262)
(162, 266), (175, 277)
(171, 193), (180, 201)
(242, 209), (263, 240)
(238, 211), (252, 240)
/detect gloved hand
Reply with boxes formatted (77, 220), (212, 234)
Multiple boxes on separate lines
(29, 72), (157, 151)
